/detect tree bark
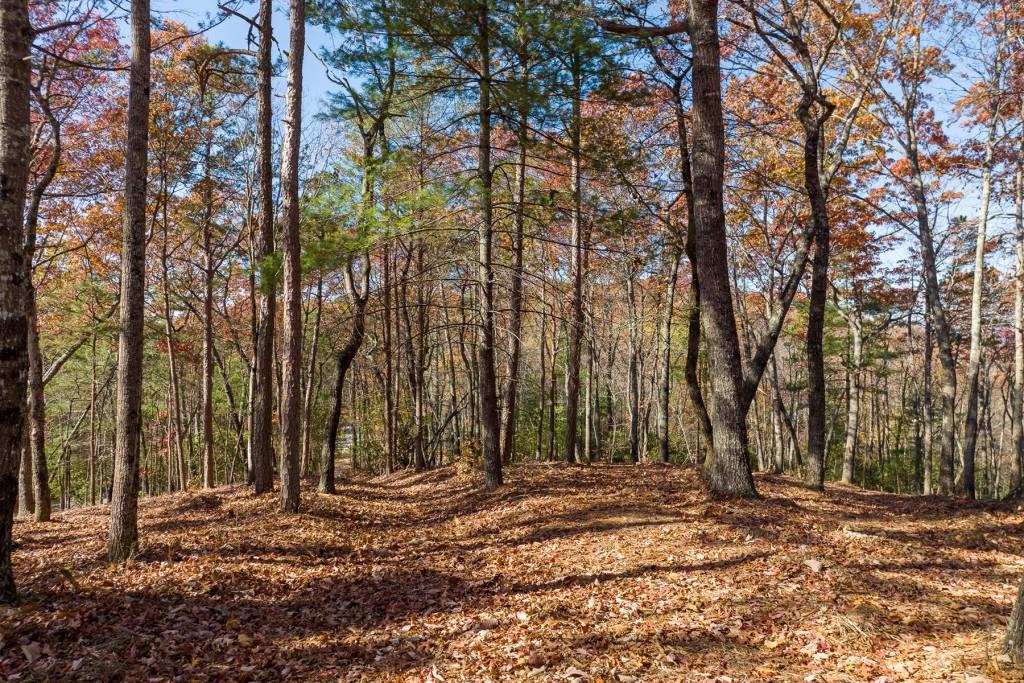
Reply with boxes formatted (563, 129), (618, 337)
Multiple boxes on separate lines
(321, 261), (369, 493)
(801, 91), (833, 492)
(658, 248), (682, 462)
(500, 99), (528, 466)
(961, 63), (1002, 499)
(688, 0), (756, 497)
(627, 265), (640, 464)
(109, 0), (150, 562)
(0, 0), (32, 602)
(841, 312), (863, 484)
(201, 133), (215, 489)
(476, 1), (502, 490)
(278, 0), (304, 513)
(301, 273), (323, 477)
(563, 35), (585, 465)
(22, 90), (61, 522)
(250, 0), (276, 495)
(1006, 576), (1024, 665)
(1012, 133), (1024, 496)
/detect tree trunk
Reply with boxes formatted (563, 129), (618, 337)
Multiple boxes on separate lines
(108, 0), (150, 562)
(688, 0), (756, 497)
(961, 76), (1001, 500)
(841, 313), (863, 485)
(201, 134), (215, 489)
(320, 265), (368, 493)
(500, 105), (528, 466)
(477, 1), (502, 489)
(1013, 133), (1024, 496)
(905, 120), (956, 495)
(1006, 577), (1024, 665)
(278, 0), (304, 513)
(627, 266), (640, 464)
(26, 297), (49, 520)
(801, 93), (832, 492)
(301, 274), (323, 477)
(0, 0), (32, 601)
(18, 421), (33, 516)
(563, 38), (585, 466)
(672, 81), (714, 456)
(250, 0), (276, 495)
(22, 91), (61, 522)
(658, 248), (682, 462)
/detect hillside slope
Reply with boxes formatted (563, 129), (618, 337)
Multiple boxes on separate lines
(3, 464), (1023, 681)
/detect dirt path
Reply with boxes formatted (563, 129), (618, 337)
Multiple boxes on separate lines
(2, 464), (1022, 681)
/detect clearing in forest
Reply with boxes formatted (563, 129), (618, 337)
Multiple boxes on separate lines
(3, 464), (1022, 682)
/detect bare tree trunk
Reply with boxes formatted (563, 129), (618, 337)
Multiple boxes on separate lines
(477, 2), (502, 489)
(108, 0), (150, 562)
(383, 245), (394, 474)
(1013, 133), (1024, 496)
(536, 281), (547, 461)
(301, 274), (323, 477)
(278, 0), (304, 513)
(658, 248), (682, 462)
(1006, 576), (1024, 665)
(500, 106), (528, 466)
(563, 36), (585, 466)
(688, 0), (756, 497)
(668, 79), (713, 458)
(161, 214), (187, 492)
(841, 312), (863, 484)
(923, 307), (934, 495)
(250, 0), (276, 495)
(0, 0), (31, 601)
(961, 69), (1002, 499)
(201, 134), (215, 489)
(18, 421), (32, 516)
(22, 93), (62, 522)
(801, 92), (833, 492)
(627, 266), (640, 464)
(320, 262), (369, 493)
(26, 298), (50, 520)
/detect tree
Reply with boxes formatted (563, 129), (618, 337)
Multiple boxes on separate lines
(0, 0), (32, 602)
(688, 0), (756, 497)
(108, 0), (151, 562)
(249, 0), (275, 495)
(279, 0), (304, 513)
(957, 1), (1008, 499)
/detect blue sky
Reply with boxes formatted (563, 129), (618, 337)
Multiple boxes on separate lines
(157, 0), (336, 125)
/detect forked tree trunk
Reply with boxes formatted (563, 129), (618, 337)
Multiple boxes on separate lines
(320, 263), (369, 493)
(108, 0), (151, 563)
(688, 0), (756, 497)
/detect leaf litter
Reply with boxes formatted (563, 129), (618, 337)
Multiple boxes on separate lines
(3, 464), (1023, 682)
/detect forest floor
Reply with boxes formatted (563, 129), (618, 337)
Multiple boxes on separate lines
(3, 464), (1024, 682)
